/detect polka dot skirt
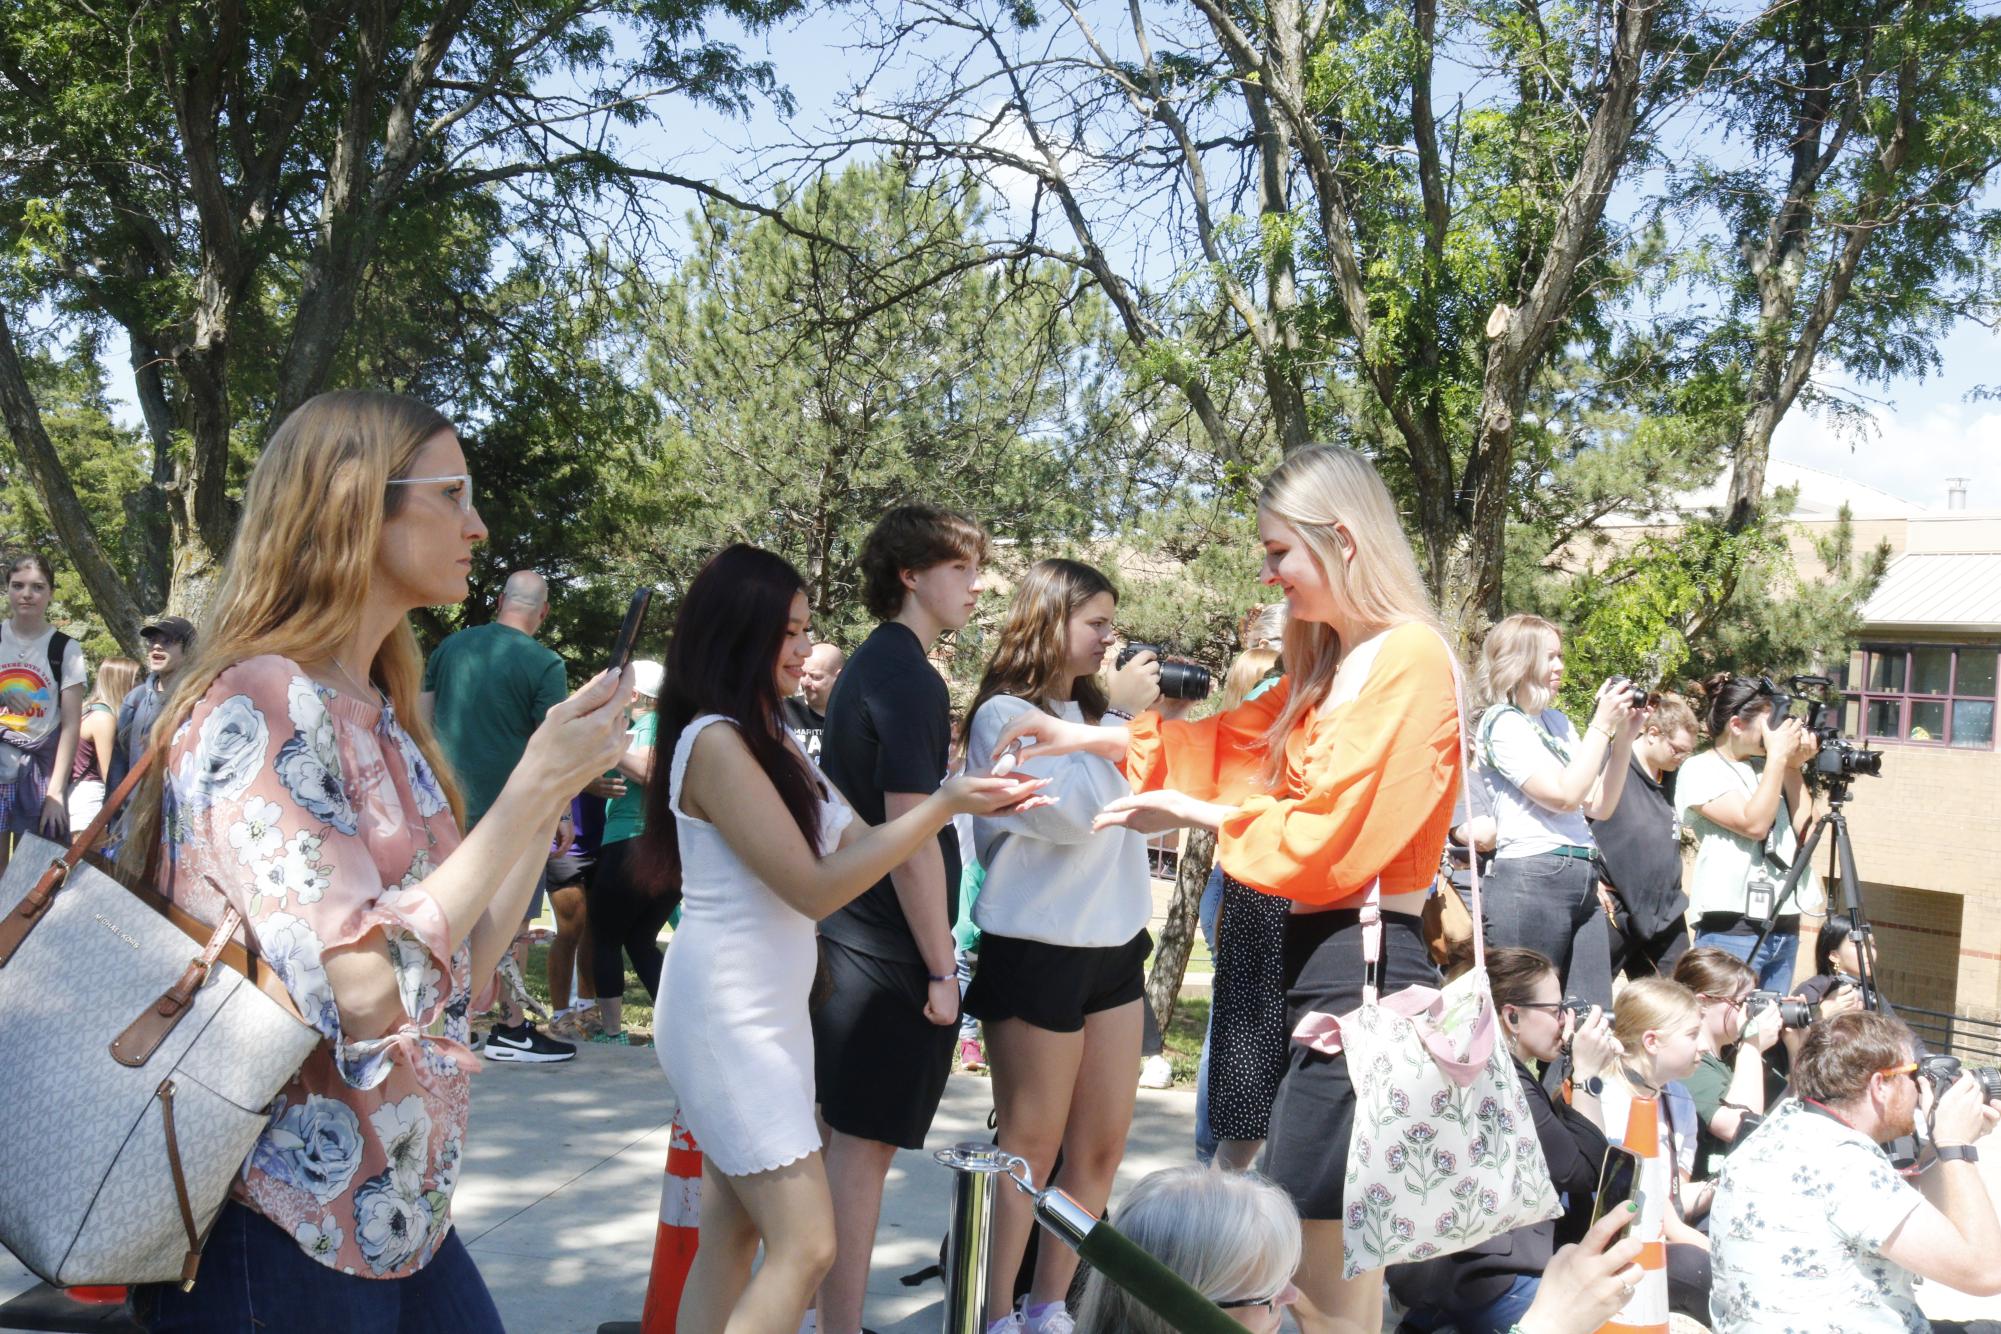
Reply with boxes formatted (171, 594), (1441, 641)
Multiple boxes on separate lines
(1206, 874), (1291, 1142)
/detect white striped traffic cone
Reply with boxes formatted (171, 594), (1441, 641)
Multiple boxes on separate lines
(1599, 1095), (1670, 1334)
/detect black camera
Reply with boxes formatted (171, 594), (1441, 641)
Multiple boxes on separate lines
(1562, 997), (1596, 1025)
(1764, 674), (1883, 786)
(1918, 1055), (2001, 1106)
(1116, 643), (1213, 702)
(1606, 675), (1647, 709)
(1744, 990), (1815, 1030)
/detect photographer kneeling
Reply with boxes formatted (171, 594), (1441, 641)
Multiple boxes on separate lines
(1674, 948), (1784, 1182)
(1710, 1011), (2001, 1333)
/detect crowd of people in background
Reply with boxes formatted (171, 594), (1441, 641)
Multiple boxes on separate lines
(9, 387), (2001, 1334)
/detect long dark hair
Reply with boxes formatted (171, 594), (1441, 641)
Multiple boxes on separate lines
(639, 545), (822, 888)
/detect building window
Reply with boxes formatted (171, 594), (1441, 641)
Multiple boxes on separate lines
(1849, 646), (1998, 749)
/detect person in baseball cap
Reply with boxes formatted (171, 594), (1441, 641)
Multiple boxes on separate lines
(108, 614), (196, 792)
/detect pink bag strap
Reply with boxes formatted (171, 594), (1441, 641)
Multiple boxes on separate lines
(1358, 877), (1382, 1005)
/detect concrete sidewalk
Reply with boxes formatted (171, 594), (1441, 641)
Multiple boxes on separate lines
(11, 1043), (2001, 1333)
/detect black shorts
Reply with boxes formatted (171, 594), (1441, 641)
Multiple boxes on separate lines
(811, 935), (958, 1150)
(1261, 908), (1438, 1221)
(963, 929), (1151, 1033)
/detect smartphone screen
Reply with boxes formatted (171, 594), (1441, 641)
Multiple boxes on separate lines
(607, 588), (653, 676)
(1591, 1145), (1642, 1227)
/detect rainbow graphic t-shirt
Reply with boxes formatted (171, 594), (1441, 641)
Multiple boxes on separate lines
(0, 624), (85, 744)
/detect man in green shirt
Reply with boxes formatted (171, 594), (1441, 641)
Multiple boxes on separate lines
(422, 570), (576, 1063)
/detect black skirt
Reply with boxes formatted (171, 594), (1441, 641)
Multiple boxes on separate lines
(1262, 907), (1439, 1221)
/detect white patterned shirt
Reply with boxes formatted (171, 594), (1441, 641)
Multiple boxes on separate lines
(1709, 1097), (1926, 1333)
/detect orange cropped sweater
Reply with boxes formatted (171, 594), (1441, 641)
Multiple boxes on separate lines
(1124, 622), (1461, 909)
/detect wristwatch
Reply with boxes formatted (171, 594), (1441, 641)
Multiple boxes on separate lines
(1578, 1075), (1606, 1098)
(1934, 1144), (1980, 1164)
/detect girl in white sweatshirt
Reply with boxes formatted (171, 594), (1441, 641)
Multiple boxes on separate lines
(961, 558), (1164, 1334)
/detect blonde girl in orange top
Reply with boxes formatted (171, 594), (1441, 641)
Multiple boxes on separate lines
(993, 445), (1461, 1333)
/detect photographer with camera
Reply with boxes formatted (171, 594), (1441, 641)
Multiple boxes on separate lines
(1710, 1011), (2001, 1333)
(1590, 691), (1700, 981)
(1473, 614), (1644, 1009)
(1675, 674), (1823, 990)
(1674, 948), (1784, 1181)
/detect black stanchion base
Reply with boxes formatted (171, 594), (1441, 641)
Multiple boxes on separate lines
(596, 1323), (641, 1333)
(0, 1284), (142, 1333)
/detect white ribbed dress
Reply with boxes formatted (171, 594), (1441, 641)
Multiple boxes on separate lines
(655, 714), (851, 1176)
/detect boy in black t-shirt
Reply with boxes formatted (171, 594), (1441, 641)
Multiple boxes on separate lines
(814, 504), (988, 1334)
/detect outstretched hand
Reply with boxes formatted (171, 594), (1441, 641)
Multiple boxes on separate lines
(940, 773), (1054, 816)
(988, 707), (1102, 767)
(1091, 789), (1227, 835)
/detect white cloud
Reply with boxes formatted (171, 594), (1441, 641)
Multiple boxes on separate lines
(1772, 396), (2001, 511)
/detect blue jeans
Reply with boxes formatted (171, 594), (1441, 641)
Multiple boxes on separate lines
(1694, 926), (1799, 991)
(1399, 1273), (1539, 1334)
(141, 1200), (503, 1333)
(1194, 867), (1225, 1163)
(1483, 853), (1613, 1008)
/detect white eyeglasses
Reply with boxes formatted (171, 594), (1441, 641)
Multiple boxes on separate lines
(387, 474), (475, 513)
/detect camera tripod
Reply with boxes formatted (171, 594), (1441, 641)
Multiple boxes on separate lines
(1746, 775), (1883, 1012)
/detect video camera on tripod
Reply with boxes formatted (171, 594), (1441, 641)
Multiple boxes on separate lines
(1764, 674), (1883, 788)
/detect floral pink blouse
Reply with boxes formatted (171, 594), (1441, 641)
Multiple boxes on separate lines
(160, 655), (486, 1279)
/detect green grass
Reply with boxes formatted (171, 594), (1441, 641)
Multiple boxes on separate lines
(1160, 995), (1209, 1087)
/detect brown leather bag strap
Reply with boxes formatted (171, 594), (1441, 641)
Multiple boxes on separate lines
(111, 905), (247, 1068)
(0, 750), (155, 967)
(155, 1078), (205, 1290)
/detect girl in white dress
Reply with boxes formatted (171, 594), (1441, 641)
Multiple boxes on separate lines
(641, 544), (1048, 1334)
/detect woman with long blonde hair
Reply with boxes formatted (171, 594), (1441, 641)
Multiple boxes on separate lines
(66, 655), (139, 826)
(992, 445), (1462, 1332)
(128, 390), (630, 1331)
(1471, 613), (1641, 1008)
(959, 559), (1162, 1332)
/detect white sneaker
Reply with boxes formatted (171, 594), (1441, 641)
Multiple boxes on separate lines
(1138, 1054), (1174, 1089)
(1030, 1310), (1075, 1334)
(985, 1315), (1023, 1334)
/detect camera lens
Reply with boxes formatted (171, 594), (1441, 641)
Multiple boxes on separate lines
(1158, 660), (1212, 702)
(1118, 643), (1212, 701)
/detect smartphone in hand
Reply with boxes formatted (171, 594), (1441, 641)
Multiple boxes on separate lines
(1591, 1144), (1643, 1226)
(607, 588), (654, 676)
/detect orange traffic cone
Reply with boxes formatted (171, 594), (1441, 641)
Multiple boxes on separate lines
(1598, 1096), (1670, 1334)
(639, 1118), (704, 1334)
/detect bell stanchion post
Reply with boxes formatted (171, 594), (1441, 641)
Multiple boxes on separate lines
(935, 1145), (1241, 1334)
(934, 1143), (1010, 1334)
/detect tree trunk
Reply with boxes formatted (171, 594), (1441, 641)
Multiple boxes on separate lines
(127, 334), (176, 611)
(0, 304), (147, 654)
(1145, 828), (1217, 1034)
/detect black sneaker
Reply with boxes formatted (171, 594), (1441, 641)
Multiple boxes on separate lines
(483, 1023), (576, 1064)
